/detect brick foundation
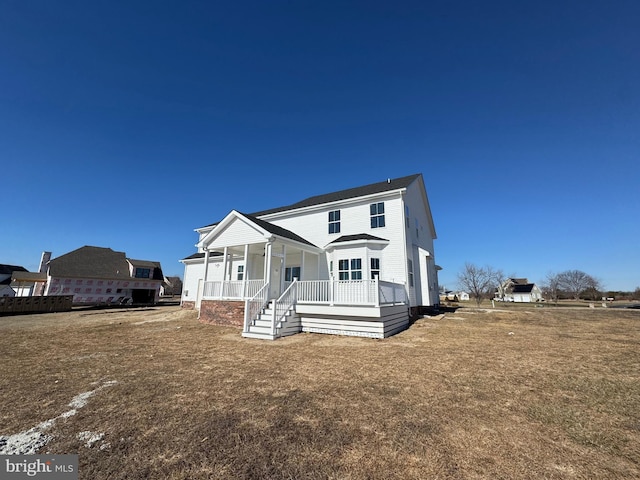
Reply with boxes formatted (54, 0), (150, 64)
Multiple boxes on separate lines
(181, 301), (195, 310)
(199, 300), (245, 328)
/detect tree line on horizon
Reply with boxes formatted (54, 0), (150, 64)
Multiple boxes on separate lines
(455, 262), (639, 306)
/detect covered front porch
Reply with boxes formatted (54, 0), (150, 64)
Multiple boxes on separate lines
(194, 210), (411, 340)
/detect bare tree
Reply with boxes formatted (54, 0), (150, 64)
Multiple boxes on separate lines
(457, 263), (502, 306)
(556, 270), (601, 300)
(540, 272), (561, 303)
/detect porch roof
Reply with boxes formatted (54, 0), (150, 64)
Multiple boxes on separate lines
(197, 210), (320, 253)
(329, 234), (388, 243)
(240, 213), (316, 247)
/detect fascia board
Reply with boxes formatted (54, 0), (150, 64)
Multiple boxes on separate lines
(197, 210), (271, 249)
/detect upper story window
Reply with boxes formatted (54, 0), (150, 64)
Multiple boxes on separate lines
(405, 205), (410, 229)
(237, 265), (244, 281)
(328, 210), (341, 234)
(370, 202), (385, 228)
(135, 268), (151, 278)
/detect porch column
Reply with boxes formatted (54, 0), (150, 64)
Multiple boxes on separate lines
(222, 247), (229, 281)
(242, 243), (249, 298)
(221, 247), (229, 297)
(301, 251), (305, 281)
(264, 242), (273, 287)
(203, 249), (211, 282)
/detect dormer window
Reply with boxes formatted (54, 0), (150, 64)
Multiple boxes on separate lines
(370, 202), (385, 228)
(135, 268), (151, 278)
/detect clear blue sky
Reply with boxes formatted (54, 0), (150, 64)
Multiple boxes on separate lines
(1, 1), (638, 291)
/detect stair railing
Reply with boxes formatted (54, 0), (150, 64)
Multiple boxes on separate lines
(272, 279), (298, 337)
(244, 282), (270, 333)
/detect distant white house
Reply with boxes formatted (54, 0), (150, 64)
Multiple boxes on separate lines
(495, 278), (543, 302)
(181, 174), (441, 340)
(440, 290), (469, 302)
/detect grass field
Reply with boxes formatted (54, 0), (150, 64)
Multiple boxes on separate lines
(1, 305), (639, 479)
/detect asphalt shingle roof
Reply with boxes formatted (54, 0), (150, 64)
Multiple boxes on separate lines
(48, 246), (163, 280)
(512, 284), (535, 293)
(201, 174), (422, 228)
(329, 234), (388, 244)
(240, 213), (317, 247)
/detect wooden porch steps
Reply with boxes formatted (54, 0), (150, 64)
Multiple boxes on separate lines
(241, 301), (301, 340)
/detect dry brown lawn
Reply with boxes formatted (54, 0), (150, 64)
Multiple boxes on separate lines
(1, 305), (639, 479)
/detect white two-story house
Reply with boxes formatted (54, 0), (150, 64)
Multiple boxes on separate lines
(180, 173), (440, 340)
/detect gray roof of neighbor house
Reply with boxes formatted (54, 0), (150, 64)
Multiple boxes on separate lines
(0, 264), (28, 284)
(48, 246), (163, 280)
(512, 284), (535, 293)
(201, 173), (422, 229)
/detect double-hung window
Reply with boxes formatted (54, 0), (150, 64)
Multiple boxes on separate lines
(338, 259), (349, 280)
(328, 210), (341, 234)
(237, 265), (244, 281)
(350, 259), (362, 280)
(370, 202), (385, 228)
(338, 258), (362, 280)
(370, 258), (380, 279)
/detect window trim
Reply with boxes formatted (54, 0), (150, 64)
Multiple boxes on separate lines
(370, 202), (385, 229)
(328, 210), (341, 234)
(370, 258), (380, 280)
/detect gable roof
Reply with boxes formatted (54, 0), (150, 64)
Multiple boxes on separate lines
(0, 264), (28, 276)
(200, 174), (422, 229)
(48, 246), (132, 279)
(240, 213), (317, 247)
(48, 246), (163, 281)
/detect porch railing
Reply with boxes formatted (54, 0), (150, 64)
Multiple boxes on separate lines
(297, 279), (407, 306)
(271, 279), (298, 336)
(243, 282), (270, 333)
(203, 279), (264, 300)
(378, 280), (408, 305)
